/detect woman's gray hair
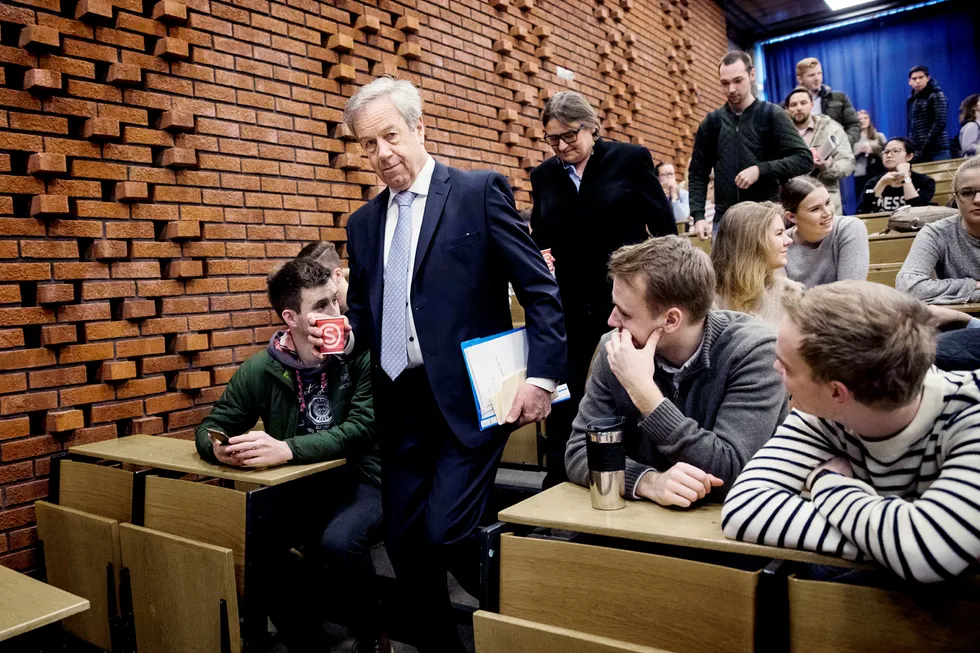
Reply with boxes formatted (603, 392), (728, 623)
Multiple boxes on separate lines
(343, 77), (423, 139)
(541, 91), (600, 132)
(953, 155), (980, 191)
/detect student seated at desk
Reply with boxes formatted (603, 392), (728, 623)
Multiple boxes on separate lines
(195, 258), (388, 653)
(896, 156), (980, 305)
(722, 281), (980, 583)
(857, 137), (935, 213)
(779, 177), (869, 287)
(929, 305), (980, 371)
(565, 236), (788, 507)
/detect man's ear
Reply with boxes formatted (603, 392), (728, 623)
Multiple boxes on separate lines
(416, 118), (425, 144)
(828, 380), (851, 405)
(282, 309), (299, 329)
(661, 307), (684, 333)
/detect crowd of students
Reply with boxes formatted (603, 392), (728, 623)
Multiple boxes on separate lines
(186, 57), (980, 652)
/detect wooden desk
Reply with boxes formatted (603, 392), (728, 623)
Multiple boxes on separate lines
(498, 482), (863, 568)
(60, 435), (345, 651)
(0, 565), (89, 642)
(69, 434), (344, 486)
(952, 303), (980, 316)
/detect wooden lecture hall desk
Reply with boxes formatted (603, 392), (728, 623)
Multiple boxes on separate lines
(37, 434), (345, 652)
(490, 482), (978, 653)
(0, 564), (89, 645)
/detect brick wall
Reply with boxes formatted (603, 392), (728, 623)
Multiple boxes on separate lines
(0, 0), (725, 570)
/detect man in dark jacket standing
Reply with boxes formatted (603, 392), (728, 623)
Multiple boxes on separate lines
(907, 65), (950, 162)
(689, 51), (813, 240)
(795, 57), (861, 144)
(196, 258), (387, 653)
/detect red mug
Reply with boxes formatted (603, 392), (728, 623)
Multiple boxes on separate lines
(313, 315), (346, 355)
(541, 248), (555, 274)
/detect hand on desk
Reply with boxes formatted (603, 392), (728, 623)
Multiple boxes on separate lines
(504, 382), (553, 427)
(211, 431), (294, 467)
(929, 305), (974, 329)
(636, 462), (723, 508)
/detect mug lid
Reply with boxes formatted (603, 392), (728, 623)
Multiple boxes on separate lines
(587, 416), (625, 432)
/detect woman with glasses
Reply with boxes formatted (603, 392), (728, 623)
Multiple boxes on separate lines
(897, 156), (980, 304)
(529, 90), (674, 486)
(857, 137), (936, 213)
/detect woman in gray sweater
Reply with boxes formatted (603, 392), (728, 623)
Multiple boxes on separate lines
(897, 156), (980, 304)
(780, 177), (869, 288)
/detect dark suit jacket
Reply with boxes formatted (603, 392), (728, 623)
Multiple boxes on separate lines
(345, 160), (567, 448)
(529, 138), (674, 315)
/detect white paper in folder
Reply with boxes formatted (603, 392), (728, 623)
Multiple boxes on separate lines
(460, 327), (570, 430)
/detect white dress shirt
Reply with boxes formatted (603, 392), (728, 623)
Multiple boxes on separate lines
(382, 156), (556, 392)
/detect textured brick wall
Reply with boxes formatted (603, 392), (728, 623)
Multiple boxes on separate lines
(0, 0), (725, 570)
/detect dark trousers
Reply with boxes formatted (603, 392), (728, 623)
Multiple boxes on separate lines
(263, 468), (384, 651)
(936, 327), (980, 371)
(376, 367), (509, 653)
(544, 304), (610, 487)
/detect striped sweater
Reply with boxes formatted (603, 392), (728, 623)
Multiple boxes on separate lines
(721, 369), (980, 583)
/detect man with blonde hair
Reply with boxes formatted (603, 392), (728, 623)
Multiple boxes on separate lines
(795, 57), (860, 144)
(723, 281), (980, 583)
(565, 236), (788, 506)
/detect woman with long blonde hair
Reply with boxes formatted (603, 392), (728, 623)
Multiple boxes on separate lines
(712, 201), (799, 327)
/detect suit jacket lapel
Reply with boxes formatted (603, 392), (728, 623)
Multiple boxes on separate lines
(367, 188), (389, 329)
(413, 162), (451, 278)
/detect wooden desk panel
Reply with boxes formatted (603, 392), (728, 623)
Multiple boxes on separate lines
(70, 434), (343, 486)
(952, 303), (980, 316)
(0, 565), (89, 642)
(498, 482), (864, 567)
(474, 611), (676, 653)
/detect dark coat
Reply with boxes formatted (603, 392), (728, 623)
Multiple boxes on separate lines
(907, 78), (950, 162)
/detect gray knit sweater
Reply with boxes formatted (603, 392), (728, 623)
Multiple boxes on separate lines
(896, 216), (980, 304)
(785, 215), (869, 288)
(565, 311), (788, 501)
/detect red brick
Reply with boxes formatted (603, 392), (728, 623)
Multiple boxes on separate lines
(0, 373), (27, 395)
(161, 297), (208, 315)
(30, 366), (87, 389)
(53, 262), (110, 280)
(212, 366), (238, 385)
(81, 280), (134, 300)
(154, 37), (190, 60)
(98, 360), (136, 381)
(27, 152), (67, 176)
(58, 302), (110, 322)
(141, 317), (187, 335)
(0, 349), (55, 372)
(41, 324), (78, 347)
(90, 400), (143, 424)
(167, 405), (211, 429)
(1, 391), (58, 416)
(0, 417), (31, 441)
(113, 181), (148, 203)
(129, 242), (182, 258)
(20, 240), (78, 259)
(120, 299), (157, 320)
(129, 416), (164, 435)
(0, 462), (33, 486)
(57, 342), (114, 364)
(30, 195), (70, 218)
(115, 337), (166, 358)
(106, 63), (142, 86)
(0, 506), (36, 534)
(106, 222), (154, 239)
(145, 391), (194, 415)
(46, 409), (85, 432)
(65, 423), (116, 447)
(188, 313), (230, 331)
(115, 376), (167, 399)
(24, 69), (63, 94)
(82, 117), (121, 141)
(0, 307), (55, 327)
(0, 263), (50, 281)
(137, 280), (183, 297)
(161, 147), (198, 168)
(111, 261), (160, 279)
(190, 349), (233, 367)
(75, 0), (114, 23)
(84, 321), (140, 341)
(0, 287), (20, 304)
(140, 354), (189, 374)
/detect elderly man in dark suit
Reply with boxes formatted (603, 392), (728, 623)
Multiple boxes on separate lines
(312, 77), (566, 653)
(530, 90), (675, 487)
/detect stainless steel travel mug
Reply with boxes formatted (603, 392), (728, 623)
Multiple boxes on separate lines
(586, 417), (626, 510)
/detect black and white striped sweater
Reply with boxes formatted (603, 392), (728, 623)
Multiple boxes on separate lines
(721, 369), (980, 583)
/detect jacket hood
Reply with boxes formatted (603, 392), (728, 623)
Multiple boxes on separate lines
(267, 329), (331, 372)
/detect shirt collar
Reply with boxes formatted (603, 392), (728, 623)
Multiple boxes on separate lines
(656, 331), (706, 378)
(386, 155), (435, 209)
(797, 115), (816, 133)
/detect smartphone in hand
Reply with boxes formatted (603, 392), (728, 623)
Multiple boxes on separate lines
(207, 428), (230, 445)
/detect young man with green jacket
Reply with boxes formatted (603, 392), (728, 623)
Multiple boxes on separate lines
(195, 257), (387, 653)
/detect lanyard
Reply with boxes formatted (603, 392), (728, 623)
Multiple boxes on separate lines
(296, 370), (327, 414)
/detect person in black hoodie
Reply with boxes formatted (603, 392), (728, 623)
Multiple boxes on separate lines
(689, 51), (813, 241)
(530, 90), (674, 486)
(907, 65), (950, 162)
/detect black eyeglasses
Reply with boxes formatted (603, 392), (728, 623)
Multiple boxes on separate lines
(955, 188), (980, 202)
(544, 126), (588, 147)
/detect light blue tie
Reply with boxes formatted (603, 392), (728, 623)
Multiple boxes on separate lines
(380, 190), (417, 380)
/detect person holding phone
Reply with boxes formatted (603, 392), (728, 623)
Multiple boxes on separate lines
(195, 258), (388, 653)
(858, 137), (936, 213)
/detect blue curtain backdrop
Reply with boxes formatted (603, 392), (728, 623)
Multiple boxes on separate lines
(762, 0), (980, 213)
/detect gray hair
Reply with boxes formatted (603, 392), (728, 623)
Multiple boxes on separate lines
(541, 91), (600, 131)
(953, 155), (980, 191)
(343, 77), (423, 139)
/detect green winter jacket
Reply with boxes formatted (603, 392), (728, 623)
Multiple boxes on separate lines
(194, 348), (381, 487)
